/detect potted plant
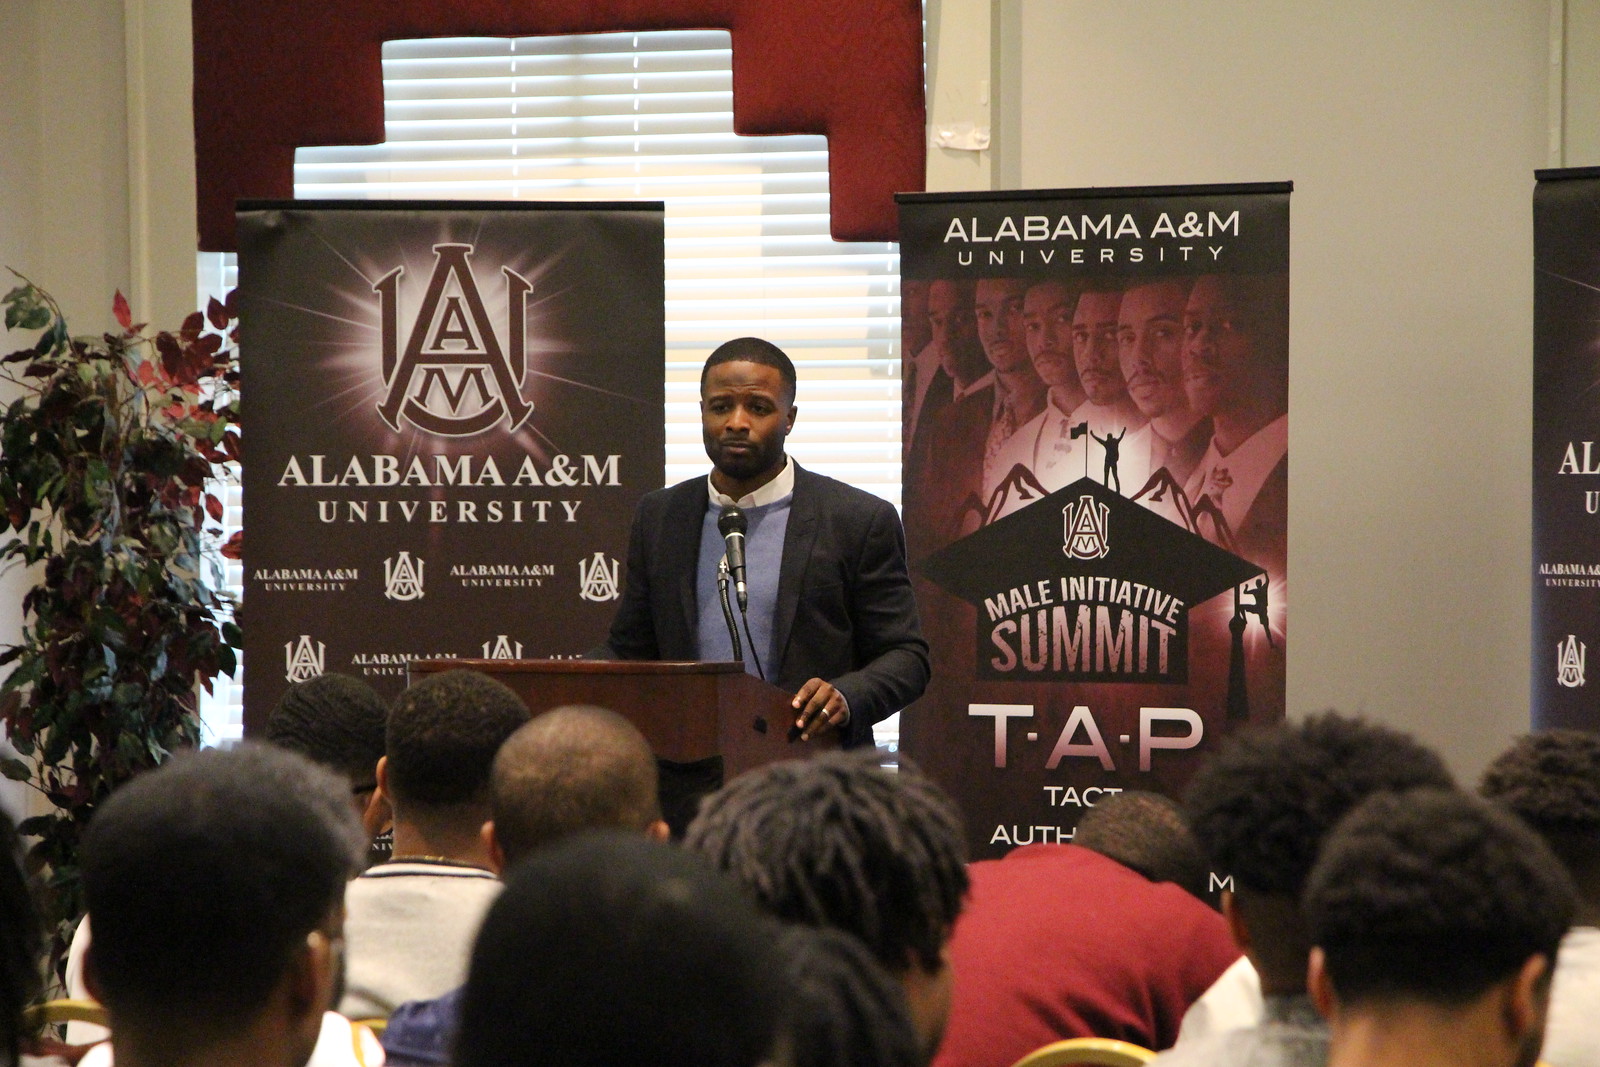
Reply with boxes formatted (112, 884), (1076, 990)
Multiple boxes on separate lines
(0, 277), (242, 970)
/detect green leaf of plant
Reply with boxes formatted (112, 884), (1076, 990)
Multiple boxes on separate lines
(0, 758), (31, 782)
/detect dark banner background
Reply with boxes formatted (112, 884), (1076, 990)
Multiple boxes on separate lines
(1533, 170), (1600, 729)
(897, 184), (1290, 859)
(238, 201), (665, 733)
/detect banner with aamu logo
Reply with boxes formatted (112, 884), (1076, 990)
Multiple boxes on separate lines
(237, 201), (664, 734)
(896, 183), (1289, 859)
(1533, 169), (1600, 729)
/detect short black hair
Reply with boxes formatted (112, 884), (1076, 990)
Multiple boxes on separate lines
(1480, 730), (1600, 829)
(1305, 788), (1575, 1006)
(1074, 790), (1211, 903)
(684, 751), (969, 973)
(489, 705), (661, 864)
(700, 337), (798, 404)
(1185, 711), (1454, 895)
(265, 672), (388, 788)
(0, 812), (39, 1067)
(780, 925), (922, 1067)
(456, 832), (786, 1067)
(81, 745), (365, 1035)
(385, 669), (531, 808)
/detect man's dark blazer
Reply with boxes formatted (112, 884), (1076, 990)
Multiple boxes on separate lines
(597, 464), (930, 748)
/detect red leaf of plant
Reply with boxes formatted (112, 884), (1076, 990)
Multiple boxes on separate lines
(204, 493), (224, 522)
(224, 287), (239, 316)
(136, 361), (158, 386)
(112, 291), (133, 332)
(222, 430), (240, 460)
(155, 333), (182, 379)
(180, 311), (204, 341)
(219, 531), (244, 560)
(206, 297), (228, 331)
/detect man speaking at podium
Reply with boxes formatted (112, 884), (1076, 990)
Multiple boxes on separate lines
(597, 337), (929, 750)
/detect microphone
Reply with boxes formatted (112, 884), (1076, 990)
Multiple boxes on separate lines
(718, 506), (749, 611)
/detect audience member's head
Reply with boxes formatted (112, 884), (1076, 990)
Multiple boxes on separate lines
(685, 751), (969, 1056)
(1481, 729), (1600, 925)
(1074, 790), (1212, 905)
(0, 812), (39, 1067)
(266, 672), (390, 836)
(81, 745), (365, 1067)
(379, 669), (530, 855)
(780, 925), (923, 1067)
(456, 833), (786, 1067)
(1306, 789), (1575, 1067)
(484, 704), (667, 869)
(1184, 712), (1454, 994)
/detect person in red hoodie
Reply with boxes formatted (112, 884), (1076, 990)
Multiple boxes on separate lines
(932, 791), (1239, 1067)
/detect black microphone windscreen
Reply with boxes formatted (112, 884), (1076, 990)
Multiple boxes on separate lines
(718, 506), (748, 536)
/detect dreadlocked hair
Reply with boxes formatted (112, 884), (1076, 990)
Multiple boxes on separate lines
(684, 750), (968, 974)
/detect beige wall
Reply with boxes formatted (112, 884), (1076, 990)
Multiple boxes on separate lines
(1003, 0), (1548, 780)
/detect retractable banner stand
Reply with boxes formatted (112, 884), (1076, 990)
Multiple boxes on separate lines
(1533, 169), (1600, 729)
(237, 201), (665, 734)
(897, 184), (1290, 858)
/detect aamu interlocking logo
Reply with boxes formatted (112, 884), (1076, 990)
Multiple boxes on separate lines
(384, 552), (425, 601)
(284, 635), (326, 683)
(373, 243), (535, 437)
(482, 635), (525, 659)
(1062, 495), (1110, 561)
(579, 552), (621, 602)
(1558, 635), (1586, 688)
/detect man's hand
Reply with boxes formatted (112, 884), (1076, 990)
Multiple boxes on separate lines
(792, 678), (850, 741)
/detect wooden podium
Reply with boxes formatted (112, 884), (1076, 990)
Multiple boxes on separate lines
(407, 658), (838, 778)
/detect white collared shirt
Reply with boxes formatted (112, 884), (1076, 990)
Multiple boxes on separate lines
(1184, 414), (1288, 536)
(708, 455), (796, 509)
(952, 370), (995, 404)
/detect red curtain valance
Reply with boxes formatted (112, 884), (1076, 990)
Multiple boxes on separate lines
(191, 0), (926, 251)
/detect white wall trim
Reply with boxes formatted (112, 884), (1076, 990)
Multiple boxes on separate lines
(124, 0), (197, 327)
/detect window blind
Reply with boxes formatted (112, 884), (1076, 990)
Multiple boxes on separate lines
(200, 30), (905, 747)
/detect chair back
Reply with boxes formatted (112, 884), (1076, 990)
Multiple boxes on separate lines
(1008, 1036), (1156, 1067)
(22, 998), (109, 1030)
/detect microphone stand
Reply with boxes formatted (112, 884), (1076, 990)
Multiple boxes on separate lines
(717, 556), (743, 664)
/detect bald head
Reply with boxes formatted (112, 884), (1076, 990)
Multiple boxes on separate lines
(488, 705), (662, 865)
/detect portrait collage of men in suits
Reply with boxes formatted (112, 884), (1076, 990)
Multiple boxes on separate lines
(902, 271), (1288, 582)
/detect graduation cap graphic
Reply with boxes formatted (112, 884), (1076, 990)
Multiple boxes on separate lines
(919, 476), (1265, 688)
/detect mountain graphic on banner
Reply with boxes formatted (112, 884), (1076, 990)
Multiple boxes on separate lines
(919, 477), (1265, 689)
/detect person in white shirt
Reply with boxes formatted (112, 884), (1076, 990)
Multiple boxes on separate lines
(1161, 713), (1454, 1065)
(1115, 277), (1210, 502)
(905, 279), (981, 465)
(1480, 729), (1600, 1067)
(78, 746), (367, 1067)
(1067, 283), (1145, 442)
(339, 669), (530, 1019)
(1305, 790), (1574, 1067)
(1180, 274), (1289, 572)
(974, 278), (1045, 488)
(985, 280), (1085, 509)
